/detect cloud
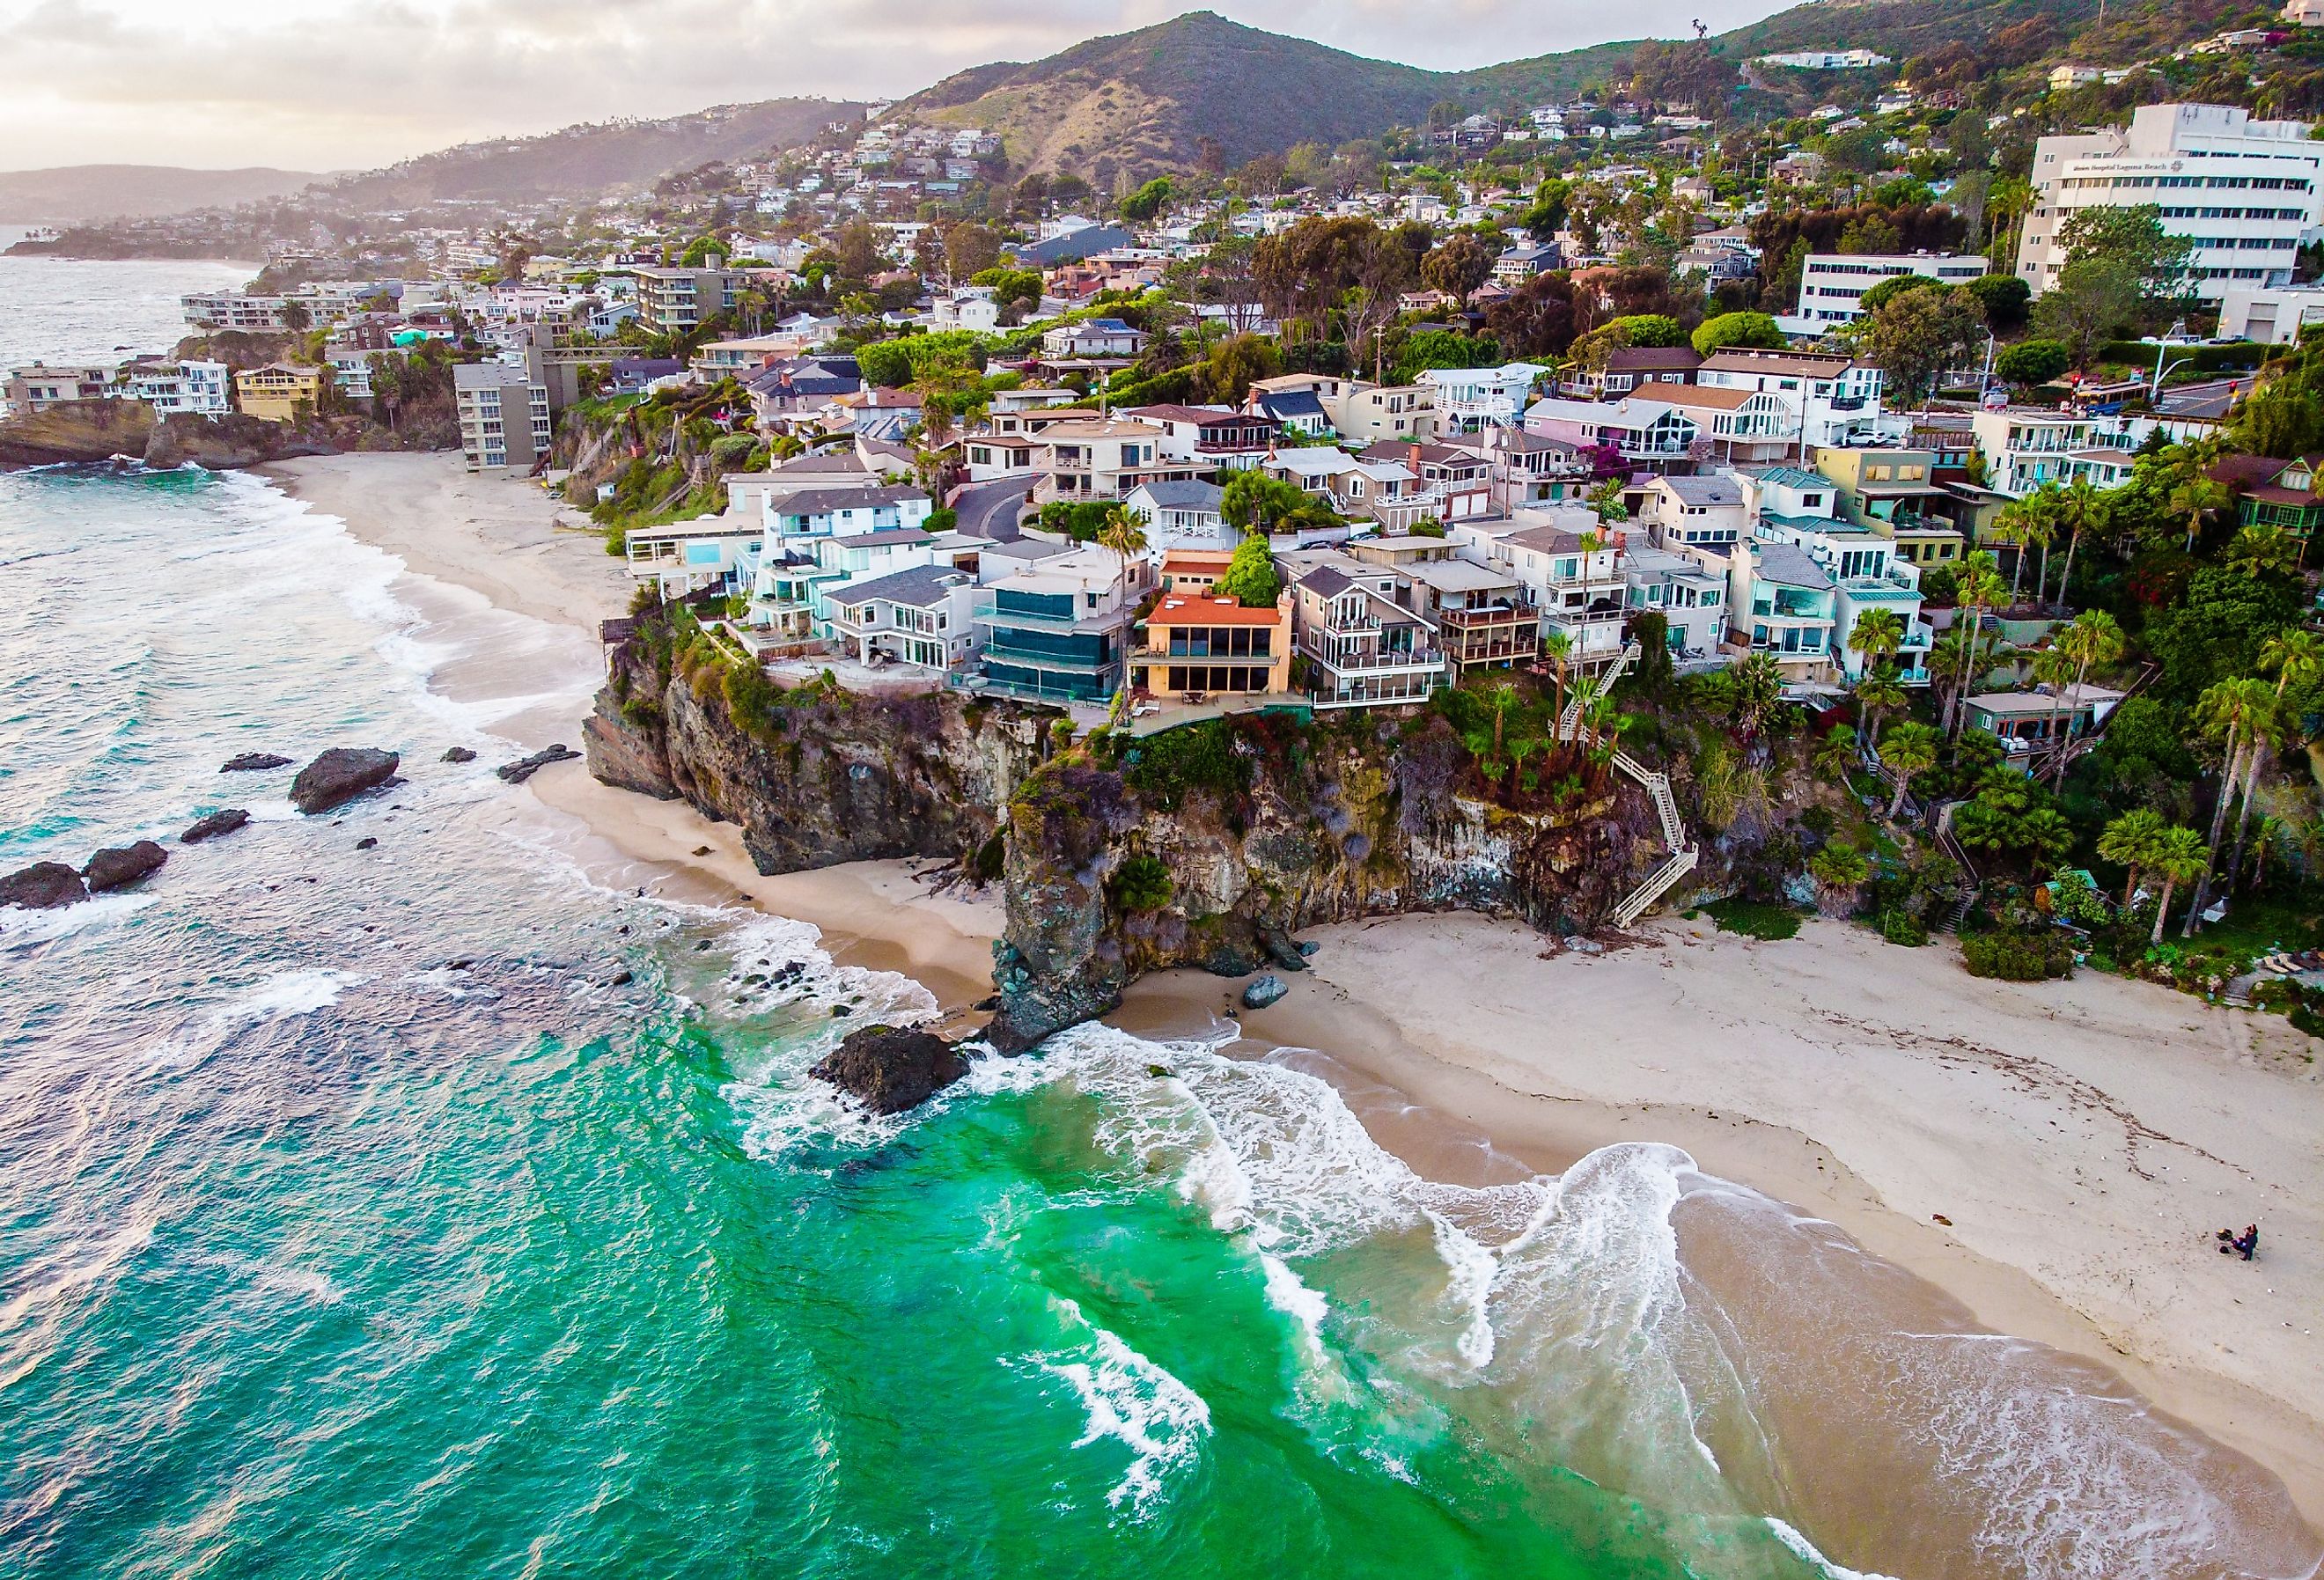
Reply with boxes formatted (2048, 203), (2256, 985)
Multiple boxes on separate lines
(0, 0), (1782, 171)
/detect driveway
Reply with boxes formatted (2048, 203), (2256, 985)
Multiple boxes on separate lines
(952, 474), (1034, 541)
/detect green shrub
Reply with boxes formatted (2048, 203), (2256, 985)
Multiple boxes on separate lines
(1880, 908), (1929, 947)
(1960, 927), (2075, 981)
(1109, 853), (1175, 914)
(1703, 897), (1802, 941)
(1122, 720), (1252, 810)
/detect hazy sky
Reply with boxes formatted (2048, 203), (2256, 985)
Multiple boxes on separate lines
(0, 0), (1789, 173)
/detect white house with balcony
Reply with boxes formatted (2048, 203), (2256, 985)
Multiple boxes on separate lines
(1631, 474), (1750, 554)
(1419, 362), (1550, 431)
(1623, 546), (1729, 665)
(1967, 408), (2144, 496)
(126, 360), (231, 415)
(824, 564), (981, 673)
(1723, 540), (1841, 687)
(1692, 349), (1887, 451)
(1525, 392), (1701, 467)
(1279, 551), (1449, 706)
(1753, 513), (1933, 684)
(1490, 519), (1629, 671)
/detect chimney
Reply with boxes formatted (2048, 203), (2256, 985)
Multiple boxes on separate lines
(1409, 442), (1424, 474)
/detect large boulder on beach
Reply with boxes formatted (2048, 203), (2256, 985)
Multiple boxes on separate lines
(83, 841), (166, 893)
(809, 1024), (970, 1114)
(495, 743), (580, 784)
(0, 862), (87, 909)
(1241, 974), (1287, 1010)
(220, 753), (293, 773)
(290, 747), (400, 814)
(181, 809), (250, 843)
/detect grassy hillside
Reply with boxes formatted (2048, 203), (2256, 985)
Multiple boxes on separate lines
(0, 165), (325, 223)
(320, 99), (863, 208)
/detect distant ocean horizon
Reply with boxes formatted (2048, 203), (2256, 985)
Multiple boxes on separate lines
(0, 254), (2312, 1580)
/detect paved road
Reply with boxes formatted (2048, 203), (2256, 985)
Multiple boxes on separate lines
(2159, 378), (2247, 420)
(952, 474), (1033, 541)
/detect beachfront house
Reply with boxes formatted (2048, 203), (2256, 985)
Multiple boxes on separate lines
(967, 543), (1146, 703)
(1131, 584), (1294, 702)
(1279, 552), (1448, 707)
(824, 565), (981, 675)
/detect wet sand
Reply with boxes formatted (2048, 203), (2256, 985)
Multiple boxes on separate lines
(290, 449), (2324, 1555)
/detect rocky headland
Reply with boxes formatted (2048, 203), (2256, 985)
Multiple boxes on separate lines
(585, 602), (1835, 1054)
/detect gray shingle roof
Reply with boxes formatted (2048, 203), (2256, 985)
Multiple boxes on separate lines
(1754, 542), (1834, 590)
(769, 485), (926, 516)
(1659, 475), (1743, 506)
(834, 566), (965, 609)
(1132, 479), (1225, 511)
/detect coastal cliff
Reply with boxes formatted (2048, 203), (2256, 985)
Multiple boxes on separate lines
(0, 402), (337, 471)
(585, 603), (1747, 1050)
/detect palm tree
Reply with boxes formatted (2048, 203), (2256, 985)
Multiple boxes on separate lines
(1947, 553), (2007, 739)
(2051, 475), (2105, 610)
(1991, 486), (2058, 608)
(2226, 524), (2301, 580)
(2098, 807), (2168, 909)
(1853, 664), (1906, 753)
(1575, 528), (1607, 668)
(1880, 720), (1940, 819)
(2228, 630), (2324, 890)
(1541, 628), (1573, 724)
(2187, 676), (2276, 932)
(1729, 651), (1783, 738)
(2148, 824), (2210, 946)
(1490, 681), (1519, 755)
(2164, 444), (2231, 554)
(1097, 504), (1149, 606)
(2038, 609), (2123, 790)
(1929, 628), (1976, 737)
(1814, 723), (1860, 779)
(1846, 607), (1903, 681)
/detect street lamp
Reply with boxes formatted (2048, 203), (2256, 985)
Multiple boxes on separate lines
(2148, 318), (2191, 402)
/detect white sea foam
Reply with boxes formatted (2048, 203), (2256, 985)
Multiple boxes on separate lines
(203, 968), (364, 1027)
(1764, 1517), (1904, 1580)
(0, 893), (156, 949)
(1019, 1297), (1211, 1518)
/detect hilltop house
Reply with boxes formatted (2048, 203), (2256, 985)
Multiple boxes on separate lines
(1419, 363), (1550, 431)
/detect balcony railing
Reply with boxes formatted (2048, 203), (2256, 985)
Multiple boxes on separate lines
(1437, 605), (1530, 630)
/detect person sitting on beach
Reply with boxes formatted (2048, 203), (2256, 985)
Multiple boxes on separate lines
(2217, 1224), (2260, 1260)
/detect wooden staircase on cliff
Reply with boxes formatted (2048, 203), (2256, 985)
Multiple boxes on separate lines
(1555, 647), (1699, 930)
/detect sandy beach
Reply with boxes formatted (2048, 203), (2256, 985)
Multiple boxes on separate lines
(283, 449), (2324, 1535)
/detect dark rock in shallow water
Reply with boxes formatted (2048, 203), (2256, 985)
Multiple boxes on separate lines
(442, 746), (477, 764)
(496, 744), (580, 784)
(181, 809), (250, 843)
(290, 747), (400, 814)
(83, 841), (166, 893)
(0, 861), (87, 909)
(1241, 974), (1287, 1010)
(810, 1025), (969, 1114)
(354, 837), (378, 851)
(220, 752), (293, 773)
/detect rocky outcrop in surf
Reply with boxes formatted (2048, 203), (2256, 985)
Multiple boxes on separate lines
(0, 402), (338, 472)
(810, 1024), (972, 1113)
(83, 841), (166, 893)
(495, 743), (580, 784)
(181, 810), (251, 843)
(220, 753), (292, 772)
(0, 861), (88, 909)
(290, 746), (401, 813)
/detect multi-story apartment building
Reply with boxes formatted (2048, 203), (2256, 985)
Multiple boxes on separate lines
(2016, 104), (2324, 302)
(452, 363), (550, 473)
(126, 360), (232, 416)
(632, 263), (750, 334)
(1622, 547), (1729, 665)
(1692, 349), (1886, 451)
(1791, 253), (1990, 326)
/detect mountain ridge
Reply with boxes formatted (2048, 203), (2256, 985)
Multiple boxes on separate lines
(0, 165), (327, 224)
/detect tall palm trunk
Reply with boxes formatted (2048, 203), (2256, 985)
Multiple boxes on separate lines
(2121, 864), (2142, 909)
(2056, 529), (2082, 608)
(2226, 738), (2268, 895)
(2036, 540), (2052, 609)
(2152, 876), (2179, 945)
(2184, 731), (2247, 936)
(1886, 772), (1911, 820)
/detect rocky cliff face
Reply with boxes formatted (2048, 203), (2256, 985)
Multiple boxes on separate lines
(587, 608), (1681, 1052)
(0, 403), (341, 472)
(585, 612), (1045, 873)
